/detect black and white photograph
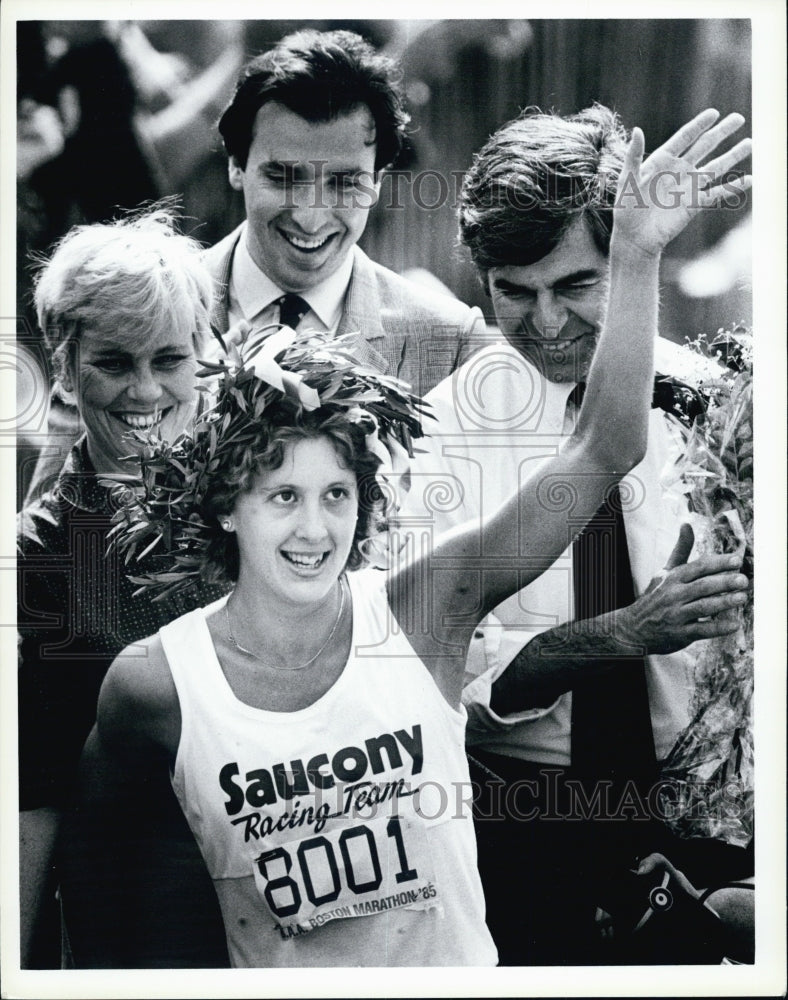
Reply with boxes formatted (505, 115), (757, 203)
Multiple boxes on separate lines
(1, 2), (785, 998)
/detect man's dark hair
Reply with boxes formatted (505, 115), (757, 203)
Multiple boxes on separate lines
(218, 29), (409, 172)
(459, 104), (629, 280)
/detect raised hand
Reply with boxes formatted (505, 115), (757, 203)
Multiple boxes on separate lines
(614, 524), (749, 656)
(613, 109), (752, 257)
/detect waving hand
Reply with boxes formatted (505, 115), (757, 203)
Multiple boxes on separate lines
(614, 109), (752, 256)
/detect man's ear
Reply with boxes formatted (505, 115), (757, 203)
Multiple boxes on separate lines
(228, 157), (245, 192)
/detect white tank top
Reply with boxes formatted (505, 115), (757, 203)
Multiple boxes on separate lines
(162, 569), (497, 967)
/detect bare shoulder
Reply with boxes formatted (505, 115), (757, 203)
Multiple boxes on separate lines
(98, 633), (180, 755)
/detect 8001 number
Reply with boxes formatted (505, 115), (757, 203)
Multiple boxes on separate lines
(255, 816), (418, 918)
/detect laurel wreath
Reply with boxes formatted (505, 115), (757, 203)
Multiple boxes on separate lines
(102, 328), (430, 603)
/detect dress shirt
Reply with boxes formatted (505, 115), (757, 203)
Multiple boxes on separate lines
(227, 224), (354, 334)
(399, 341), (695, 765)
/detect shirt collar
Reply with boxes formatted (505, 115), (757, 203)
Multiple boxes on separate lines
(510, 344), (578, 411)
(512, 344), (696, 426)
(52, 436), (110, 514)
(232, 225), (354, 330)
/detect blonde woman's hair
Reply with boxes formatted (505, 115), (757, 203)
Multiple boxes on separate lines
(33, 205), (214, 384)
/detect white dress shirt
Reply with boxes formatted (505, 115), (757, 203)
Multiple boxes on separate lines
(227, 224), (354, 335)
(399, 341), (695, 765)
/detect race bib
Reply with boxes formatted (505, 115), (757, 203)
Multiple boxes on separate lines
(251, 812), (439, 937)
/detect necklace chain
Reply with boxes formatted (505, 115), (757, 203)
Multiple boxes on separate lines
(224, 578), (347, 672)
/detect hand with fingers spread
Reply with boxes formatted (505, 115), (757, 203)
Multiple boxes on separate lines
(615, 523), (749, 657)
(613, 109), (752, 257)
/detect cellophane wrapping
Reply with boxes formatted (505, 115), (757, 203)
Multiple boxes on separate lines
(658, 330), (753, 848)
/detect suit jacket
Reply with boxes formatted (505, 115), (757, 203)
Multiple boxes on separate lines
(202, 225), (486, 398)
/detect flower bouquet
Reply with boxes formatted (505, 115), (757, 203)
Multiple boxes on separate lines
(658, 327), (754, 848)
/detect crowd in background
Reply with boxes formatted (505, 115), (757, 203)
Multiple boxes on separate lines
(17, 20), (753, 508)
(17, 18), (753, 302)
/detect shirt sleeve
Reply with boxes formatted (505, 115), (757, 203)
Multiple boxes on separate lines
(462, 623), (563, 740)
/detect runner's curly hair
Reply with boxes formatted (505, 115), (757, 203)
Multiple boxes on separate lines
(202, 404), (385, 582)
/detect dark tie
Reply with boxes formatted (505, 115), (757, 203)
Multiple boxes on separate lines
(278, 293), (310, 331)
(567, 382), (657, 785)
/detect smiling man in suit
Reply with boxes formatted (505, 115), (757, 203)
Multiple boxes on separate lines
(205, 28), (484, 395)
(23, 29), (484, 502)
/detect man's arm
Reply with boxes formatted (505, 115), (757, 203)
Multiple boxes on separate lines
(491, 527), (748, 715)
(492, 614), (644, 713)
